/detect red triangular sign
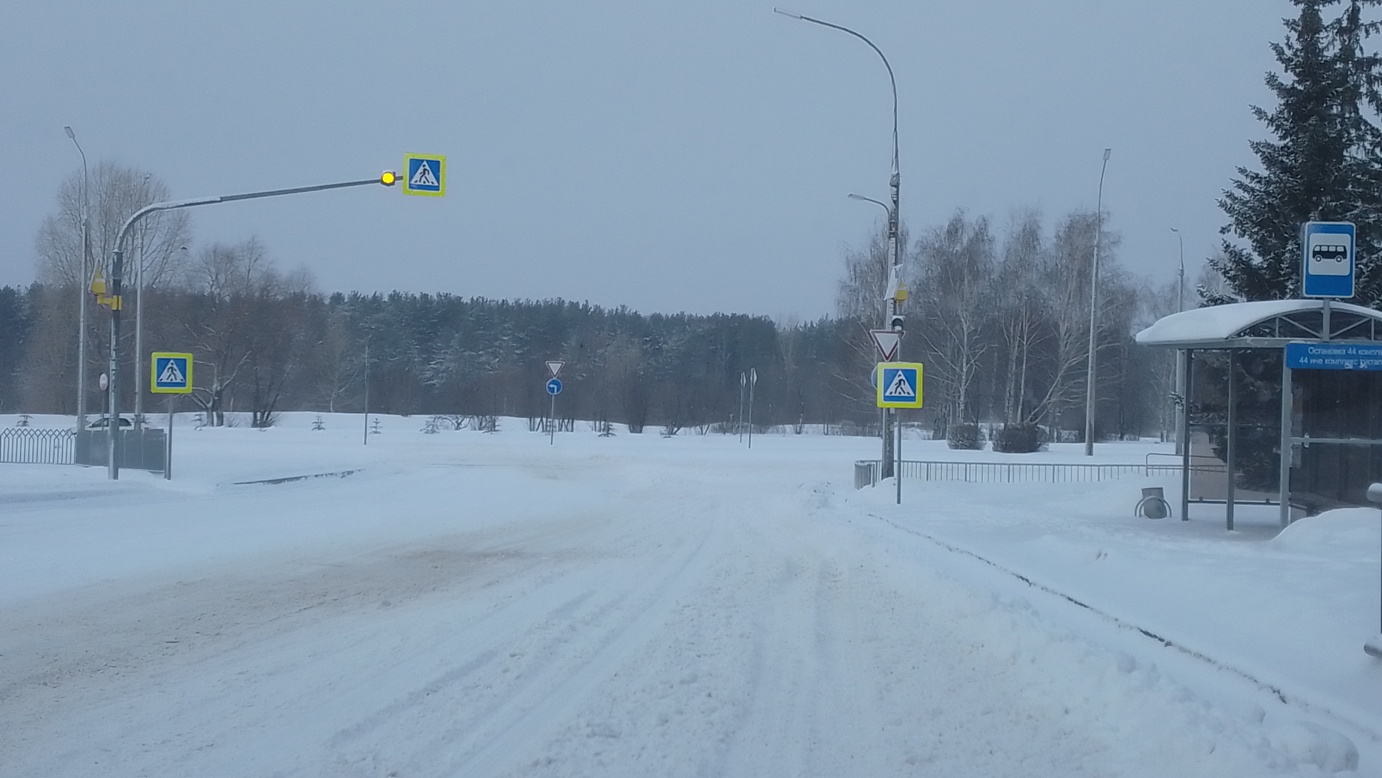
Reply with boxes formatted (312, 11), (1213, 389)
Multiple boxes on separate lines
(546, 360), (564, 377)
(869, 330), (900, 362)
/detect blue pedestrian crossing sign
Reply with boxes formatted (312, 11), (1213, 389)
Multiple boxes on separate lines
(876, 362), (923, 408)
(150, 352), (193, 394)
(403, 153), (446, 197)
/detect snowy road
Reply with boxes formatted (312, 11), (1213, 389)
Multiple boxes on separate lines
(0, 425), (1368, 776)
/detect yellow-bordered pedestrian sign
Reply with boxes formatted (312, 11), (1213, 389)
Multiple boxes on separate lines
(876, 362), (923, 408)
(402, 153), (446, 197)
(151, 352), (193, 394)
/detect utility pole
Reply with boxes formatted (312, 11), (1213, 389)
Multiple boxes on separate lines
(64, 126), (89, 432)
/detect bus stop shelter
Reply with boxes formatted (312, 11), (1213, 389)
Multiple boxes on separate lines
(1136, 299), (1382, 530)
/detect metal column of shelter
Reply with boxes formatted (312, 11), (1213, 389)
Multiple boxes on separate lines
(1226, 351), (1236, 532)
(1180, 349), (1192, 522)
(1279, 356), (1293, 529)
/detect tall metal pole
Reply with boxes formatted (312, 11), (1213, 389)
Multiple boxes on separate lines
(1084, 148), (1112, 456)
(64, 126), (89, 432)
(133, 172), (152, 430)
(134, 229), (145, 429)
(777, 7), (900, 477)
(107, 248), (124, 479)
(1171, 227), (1186, 455)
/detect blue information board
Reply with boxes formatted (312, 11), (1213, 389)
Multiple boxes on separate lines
(1285, 341), (1382, 371)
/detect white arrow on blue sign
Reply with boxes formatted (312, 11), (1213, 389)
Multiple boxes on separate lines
(546, 378), (563, 396)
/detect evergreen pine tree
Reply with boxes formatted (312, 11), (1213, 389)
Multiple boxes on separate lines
(1212, 0), (1382, 304)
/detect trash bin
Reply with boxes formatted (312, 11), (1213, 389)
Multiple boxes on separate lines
(1137, 486), (1170, 519)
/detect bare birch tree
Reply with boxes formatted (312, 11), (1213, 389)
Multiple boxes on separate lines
(1028, 211), (1097, 433)
(914, 212), (996, 425)
(995, 209), (1048, 423)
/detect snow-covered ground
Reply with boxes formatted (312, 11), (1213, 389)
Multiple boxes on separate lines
(2, 412), (1379, 776)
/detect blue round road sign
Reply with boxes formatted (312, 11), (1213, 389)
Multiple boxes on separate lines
(546, 378), (562, 396)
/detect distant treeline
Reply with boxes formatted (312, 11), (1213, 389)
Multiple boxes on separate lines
(0, 280), (1167, 439)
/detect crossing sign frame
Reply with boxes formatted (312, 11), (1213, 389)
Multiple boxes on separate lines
(403, 153), (446, 197)
(150, 352), (193, 394)
(876, 362), (923, 408)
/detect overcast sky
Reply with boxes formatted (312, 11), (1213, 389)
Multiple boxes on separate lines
(1, 1), (1285, 319)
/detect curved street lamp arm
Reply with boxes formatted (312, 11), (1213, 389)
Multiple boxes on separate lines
(775, 9), (898, 174)
(847, 192), (889, 213)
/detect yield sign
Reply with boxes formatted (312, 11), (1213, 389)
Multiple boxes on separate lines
(869, 330), (901, 362)
(546, 360), (564, 377)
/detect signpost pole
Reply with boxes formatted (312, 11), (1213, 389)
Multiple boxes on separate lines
(739, 373), (746, 444)
(876, 361), (924, 504)
(747, 368), (757, 450)
(166, 394), (174, 481)
(149, 352), (191, 480)
(895, 411), (902, 505)
(363, 341), (369, 446)
(545, 361), (564, 445)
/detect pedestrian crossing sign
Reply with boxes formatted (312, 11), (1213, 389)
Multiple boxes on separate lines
(403, 153), (446, 197)
(876, 362), (923, 408)
(151, 352), (193, 394)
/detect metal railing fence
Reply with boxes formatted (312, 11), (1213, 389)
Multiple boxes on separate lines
(0, 427), (76, 465)
(854, 459), (1225, 489)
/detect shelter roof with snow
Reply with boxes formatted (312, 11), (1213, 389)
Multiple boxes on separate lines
(1134, 299), (1382, 350)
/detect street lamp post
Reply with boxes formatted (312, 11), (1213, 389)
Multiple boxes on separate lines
(1084, 148), (1111, 456)
(777, 7), (901, 478)
(132, 174), (153, 430)
(1171, 227), (1186, 455)
(63, 126), (89, 432)
(102, 171), (400, 478)
(848, 192), (895, 462)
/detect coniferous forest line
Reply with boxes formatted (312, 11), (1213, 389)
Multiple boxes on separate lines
(0, 277), (1170, 440)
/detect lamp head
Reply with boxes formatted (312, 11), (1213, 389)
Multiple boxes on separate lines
(64, 126), (75, 140)
(1102, 148), (1112, 162)
(773, 7), (804, 19)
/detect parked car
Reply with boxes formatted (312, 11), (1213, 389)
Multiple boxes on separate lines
(87, 416), (132, 429)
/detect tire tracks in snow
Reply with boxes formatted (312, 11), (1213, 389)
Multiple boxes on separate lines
(319, 513), (724, 776)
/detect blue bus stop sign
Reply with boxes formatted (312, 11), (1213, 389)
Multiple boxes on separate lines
(1303, 221), (1356, 298)
(546, 378), (562, 396)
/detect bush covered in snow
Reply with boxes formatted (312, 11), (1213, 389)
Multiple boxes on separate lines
(946, 423), (984, 450)
(992, 422), (1047, 453)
